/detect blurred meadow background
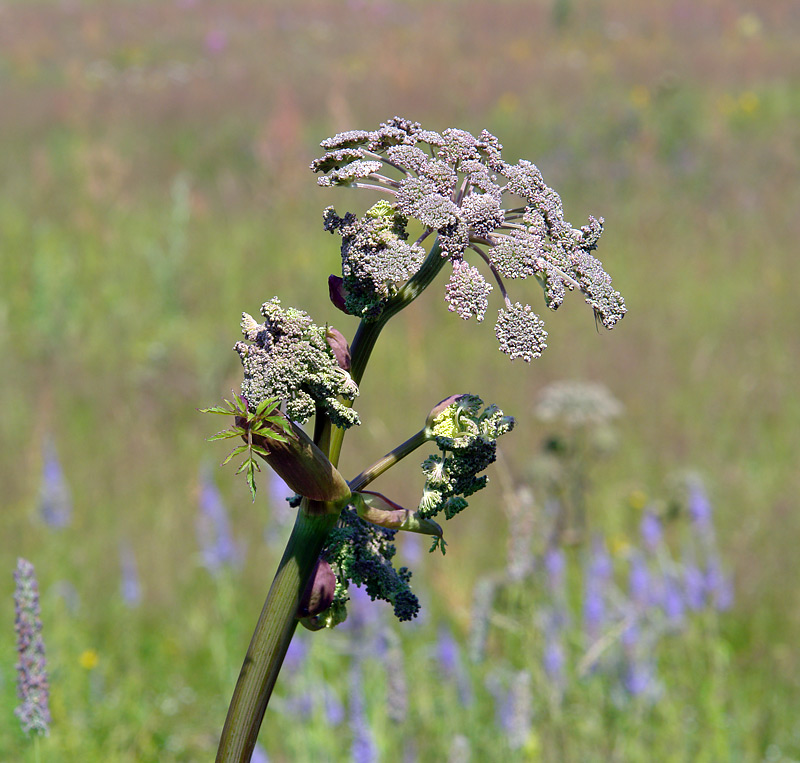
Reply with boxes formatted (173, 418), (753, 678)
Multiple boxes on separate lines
(2, 0), (799, 760)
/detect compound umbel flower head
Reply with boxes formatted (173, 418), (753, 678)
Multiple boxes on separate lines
(313, 117), (626, 361)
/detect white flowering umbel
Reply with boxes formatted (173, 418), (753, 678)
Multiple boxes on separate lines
(313, 117), (626, 361)
(234, 298), (360, 429)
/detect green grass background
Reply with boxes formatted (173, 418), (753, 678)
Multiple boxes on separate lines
(1, 1), (799, 760)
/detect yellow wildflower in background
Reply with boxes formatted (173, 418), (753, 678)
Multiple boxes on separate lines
(609, 534), (631, 557)
(737, 13), (763, 39)
(738, 91), (760, 115)
(79, 649), (99, 671)
(627, 489), (648, 511)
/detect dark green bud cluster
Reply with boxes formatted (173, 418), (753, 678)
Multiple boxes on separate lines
(419, 394), (515, 520)
(323, 201), (426, 319)
(234, 298), (359, 429)
(322, 507), (419, 622)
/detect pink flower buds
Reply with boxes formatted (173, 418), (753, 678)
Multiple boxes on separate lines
(296, 558), (336, 619)
(325, 326), (351, 371)
(328, 274), (349, 314)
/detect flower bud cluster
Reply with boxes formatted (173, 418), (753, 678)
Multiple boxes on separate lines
(323, 201), (426, 319)
(234, 298), (359, 429)
(322, 507), (420, 623)
(313, 116), (626, 360)
(419, 394), (515, 520)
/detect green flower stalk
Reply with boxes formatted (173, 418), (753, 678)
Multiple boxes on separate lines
(212, 117), (626, 762)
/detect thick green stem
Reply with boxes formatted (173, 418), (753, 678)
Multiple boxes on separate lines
(217, 239), (446, 761)
(215, 505), (338, 762)
(329, 239), (446, 466)
(349, 428), (429, 492)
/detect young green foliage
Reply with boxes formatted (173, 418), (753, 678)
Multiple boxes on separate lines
(419, 395), (515, 528)
(200, 394), (292, 500)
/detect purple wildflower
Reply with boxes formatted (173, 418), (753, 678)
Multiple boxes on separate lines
(623, 657), (656, 697)
(495, 302), (548, 361)
(628, 553), (652, 608)
(38, 442), (72, 529)
(435, 625), (473, 706)
(620, 621), (660, 699)
(499, 670), (533, 750)
(583, 585), (606, 638)
(687, 477), (713, 534)
(584, 538), (613, 638)
(285, 692), (314, 719)
(504, 486), (535, 582)
(682, 561), (706, 611)
(400, 533), (423, 565)
(379, 626), (408, 723)
(349, 662), (378, 763)
(705, 557), (734, 611)
(661, 573), (685, 626)
(444, 260), (492, 321)
(436, 625), (460, 676)
(268, 472), (294, 518)
(283, 636), (308, 672)
(543, 630), (566, 684)
(119, 542), (141, 608)
(196, 468), (241, 573)
(640, 510), (662, 551)
(251, 744), (270, 763)
(341, 584), (384, 639)
(621, 620), (640, 650)
(14, 559), (51, 736)
(468, 577), (496, 662)
(543, 546), (566, 593)
(323, 685), (345, 726)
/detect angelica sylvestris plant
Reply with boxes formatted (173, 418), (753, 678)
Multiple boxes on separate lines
(211, 117), (626, 761)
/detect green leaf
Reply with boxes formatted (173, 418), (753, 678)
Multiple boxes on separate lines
(246, 462), (258, 501)
(255, 397), (280, 417)
(250, 444), (271, 457)
(221, 445), (249, 465)
(198, 405), (234, 415)
(207, 430), (239, 442)
(274, 419), (295, 434)
(251, 426), (288, 443)
(429, 536), (447, 555)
